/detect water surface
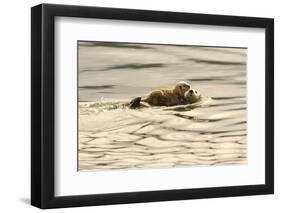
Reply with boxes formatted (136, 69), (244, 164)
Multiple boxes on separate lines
(78, 41), (247, 171)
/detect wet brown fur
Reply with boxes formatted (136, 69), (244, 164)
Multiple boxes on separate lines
(142, 83), (189, 106)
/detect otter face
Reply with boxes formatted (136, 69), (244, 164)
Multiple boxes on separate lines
(175, 81), (190, 96)
(184, 88), (201, 104)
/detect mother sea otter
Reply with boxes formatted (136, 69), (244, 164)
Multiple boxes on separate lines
(129, 81), (191, 109)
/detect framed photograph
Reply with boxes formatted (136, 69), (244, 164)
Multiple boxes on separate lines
(31, 3), (274, 209)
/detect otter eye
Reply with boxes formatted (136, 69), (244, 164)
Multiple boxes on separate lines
(195, 91), (197, 93)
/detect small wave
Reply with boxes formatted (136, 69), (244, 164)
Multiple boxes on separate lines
(187, 58), (246, 66)
(79, 96), (211, 113)
(79, 101), (126, 112)
(79, 41), (152, 49)
(81, 63), (165, 72)
(163, 96), (212, 111)
(190, 46), (247, 56)
(212, 96), (245, 100)
(79, 85), (115, 89)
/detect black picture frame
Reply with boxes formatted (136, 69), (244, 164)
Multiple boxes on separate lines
(31, 3), (274, 209)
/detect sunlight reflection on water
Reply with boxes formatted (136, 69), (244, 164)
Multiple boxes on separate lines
(78, 42), (247, 171)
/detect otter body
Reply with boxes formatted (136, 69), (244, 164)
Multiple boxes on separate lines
(142, 89), (181, 106)
(128, 81), (190, 109)
(141, 81), (190, 107)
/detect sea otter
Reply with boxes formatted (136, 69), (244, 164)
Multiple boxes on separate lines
(129, 81), (190, 109)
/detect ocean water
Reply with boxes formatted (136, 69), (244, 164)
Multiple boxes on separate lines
(78, 41), (247, 171)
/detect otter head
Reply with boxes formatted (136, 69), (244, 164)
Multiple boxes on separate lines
(184, 88), (201, 104)
(174, 81), (190, 96)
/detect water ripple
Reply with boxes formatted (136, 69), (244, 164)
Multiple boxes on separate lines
(78, 42), (247, 171)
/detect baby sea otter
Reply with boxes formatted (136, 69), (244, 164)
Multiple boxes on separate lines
(182, 88), (202, 104)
